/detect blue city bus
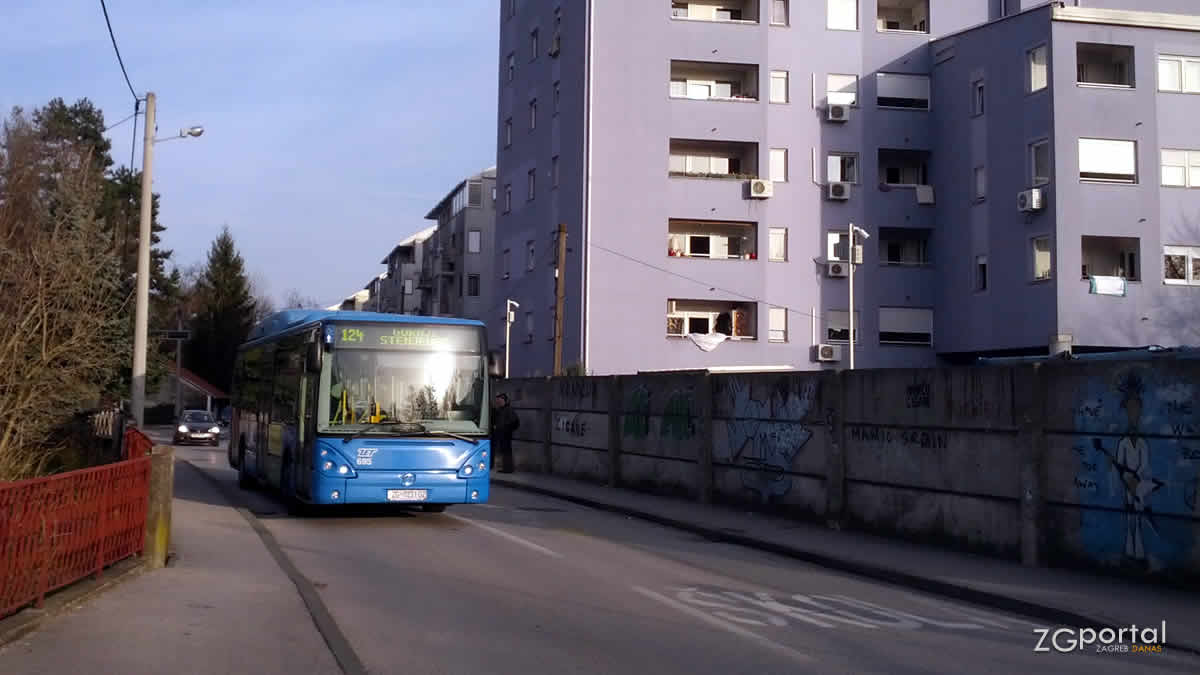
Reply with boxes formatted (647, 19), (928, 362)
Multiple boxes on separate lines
(227, 310), (491, 512)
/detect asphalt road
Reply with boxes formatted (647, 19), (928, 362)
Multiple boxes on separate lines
(176, 445), (1198, 675)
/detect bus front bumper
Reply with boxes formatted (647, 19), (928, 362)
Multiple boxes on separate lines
(309, 471), (490, 505)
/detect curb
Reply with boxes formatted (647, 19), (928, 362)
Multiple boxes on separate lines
(493, 477), (1200, 658)
(0, 557), (146, 648)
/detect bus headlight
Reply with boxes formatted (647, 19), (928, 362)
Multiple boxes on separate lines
(338, 465), (350, 475)
(463, 465), (474, 476)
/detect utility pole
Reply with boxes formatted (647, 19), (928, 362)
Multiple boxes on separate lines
(553, 223), (568, 377)
(848, 221), (855, 371)
(175, 308), (184, 418)
(131, 92), (156, 428)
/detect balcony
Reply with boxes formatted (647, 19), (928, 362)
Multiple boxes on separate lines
(1082, 236), (1140, 296)
(670, 1), (758, 24)
(666, 299), (757, 340)
(878, 149), (930, 188)
(879, 227), (932, 267)
(1077, 43), (1135, 89)
(668, 219), (757, 261)
(669, 139), (758, 180)
(670, 60), (758, 102)
(877, 0), (928, 34)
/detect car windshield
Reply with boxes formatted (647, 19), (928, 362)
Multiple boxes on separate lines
(183, 412), (213, 424)
(319, 349), (487, 435)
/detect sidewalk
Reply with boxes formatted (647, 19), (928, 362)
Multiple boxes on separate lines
(493, 472), (1200, 656)
(0, 458), (341, 675)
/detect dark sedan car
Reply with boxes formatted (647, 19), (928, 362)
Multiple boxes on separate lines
(174, 410), (221, 446)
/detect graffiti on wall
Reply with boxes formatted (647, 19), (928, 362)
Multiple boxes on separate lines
(720, 378), (818, 503)
(848, 426), (948, 450)
(621, 385), (696, 442)
(1072, 367), (1200, 572)
(905, 378), (932, 409)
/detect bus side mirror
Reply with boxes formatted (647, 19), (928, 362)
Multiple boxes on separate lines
(306, 341), (323, 373)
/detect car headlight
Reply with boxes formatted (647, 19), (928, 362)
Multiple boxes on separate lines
(178, 425), (189, 433)
(209, 426), (221, 434)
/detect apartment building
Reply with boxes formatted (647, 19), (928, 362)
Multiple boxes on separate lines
(418, 168), (499, 328)
(378, 225), (437, 315)
(496, 0), (1200, 377)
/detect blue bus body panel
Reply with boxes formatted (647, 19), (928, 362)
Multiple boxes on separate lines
(306, 436), (491, 506)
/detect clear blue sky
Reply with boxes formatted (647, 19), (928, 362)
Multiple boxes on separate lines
(0, 0), (498, 307)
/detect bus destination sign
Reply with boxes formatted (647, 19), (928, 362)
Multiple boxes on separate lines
(330, 323), (481, 352)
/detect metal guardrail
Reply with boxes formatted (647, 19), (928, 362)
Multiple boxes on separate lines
(0, 429), (153, 619)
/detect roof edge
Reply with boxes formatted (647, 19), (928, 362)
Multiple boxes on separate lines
(1053, 5), (1200, 32)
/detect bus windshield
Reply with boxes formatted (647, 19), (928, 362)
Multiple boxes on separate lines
(318, 324), (488, 436)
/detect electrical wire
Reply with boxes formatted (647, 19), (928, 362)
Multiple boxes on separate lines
(103, 110), (137, 132)
(99, 0), (139, 102)
(129, 100), (140, 171)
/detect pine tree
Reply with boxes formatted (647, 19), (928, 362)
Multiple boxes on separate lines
(186, 227), (258, 393)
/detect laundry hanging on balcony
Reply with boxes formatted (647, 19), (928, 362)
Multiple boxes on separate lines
(688, 332), (728, 352)
(1089, 275), (1127, 297)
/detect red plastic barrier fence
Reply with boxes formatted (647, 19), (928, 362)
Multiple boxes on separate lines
(123, 427), (153, 460)
(0, 455), (152, 619)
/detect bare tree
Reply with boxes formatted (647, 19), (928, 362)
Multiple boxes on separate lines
(247, 268), (276, 324)
(283, 288), (321, 309)
(0, 110), (128, 479)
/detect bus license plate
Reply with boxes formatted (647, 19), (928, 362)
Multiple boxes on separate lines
(387, 489), (427, 502)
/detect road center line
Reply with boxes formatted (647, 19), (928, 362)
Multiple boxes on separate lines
(631, 586), (815, 666)
(446, 514), (564, 559)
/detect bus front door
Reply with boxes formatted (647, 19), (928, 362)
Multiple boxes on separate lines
(298, 373), (318, 499)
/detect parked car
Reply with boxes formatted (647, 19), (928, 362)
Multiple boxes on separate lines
(174, 409), (221, 446)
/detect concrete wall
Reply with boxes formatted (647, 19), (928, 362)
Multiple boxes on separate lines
(496, 354), (1200, 583)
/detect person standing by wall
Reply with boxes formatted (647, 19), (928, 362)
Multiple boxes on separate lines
(490, 393), (519, 473)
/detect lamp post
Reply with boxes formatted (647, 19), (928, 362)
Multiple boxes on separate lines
(130, 90), (204, 428)
(504, 299), (520, 378)
(847, 223), (870, 370)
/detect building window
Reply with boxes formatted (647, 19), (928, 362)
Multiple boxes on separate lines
(525, 312), (534, 343)
(877, 73), (930, 109)
(769, 228), (788, 261)
(975, 255), (988, 291)
(769, 148), (788, 182)
(768, 307), (788, 342)
(507, 0), (516, 20)
(879, 149), (929, 186)
(1029, 45), (1048, 93)
(879, 307), (933, 346)
(554, 81), (561, 113)
(527, 169), (536, 200)
(972, 80), (985, 116)
(828, 0), (858, 31)
(671, 2), (687, 18)
(526, 240), (535, 270)
(668, 220), (757, 261)
(825, 310), (859, 343)
(468, 181), (483, 206)
(1164, 245), (1200, 285)
(504, 118), (512, 147)
(530, 29), (539, 61)
(827, 73), (859, 106)
(769, 71), (789, 103)
(1077, 43), (1134, 88)
(1079, 138), (1137, 183)
(502, 249), (512, 280)
(468, 275), (480, 297)
(1031, 140), (1051, 185)
(827, 231), (850, 262)
(552, 155), (560, 187)
(1033, 236), (1052, 280)
(877, 0), (929, 34)
(1161, 149), (1200, 188)
(667, 300), (756, 339)
(403, 279), (414, 295)
(771, 0), (789, 26)
(468, 230), (481, 254)
(1081, 235), (1139, 281)
(504, 184), (512, 213)
(827, 153), (858, 183)
(974, 166), (987, 201)
(879, 228), (929, 266)
(1158, 54), (1200, 93)
(508, 52), (516, 82)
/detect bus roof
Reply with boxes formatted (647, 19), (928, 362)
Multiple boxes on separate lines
(244, 310), (485, 346)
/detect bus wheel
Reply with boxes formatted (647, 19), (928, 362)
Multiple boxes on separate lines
(237, 447), (254, 490)
(422, 504), (448, 513)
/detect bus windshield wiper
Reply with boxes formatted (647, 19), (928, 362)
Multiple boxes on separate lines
(341, 421), (409, 443)
(340, 422), (481, 445)
(392, 429), (482, 444)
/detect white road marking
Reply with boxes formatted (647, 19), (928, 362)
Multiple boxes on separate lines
(633, 586), (815, 666)
(446, 514), (564, 559)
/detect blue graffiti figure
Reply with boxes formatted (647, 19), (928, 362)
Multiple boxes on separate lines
(1109, 374), (1165, 563)
(725, 379), (815, 503)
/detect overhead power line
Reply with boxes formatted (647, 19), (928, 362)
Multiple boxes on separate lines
(99, 0), (140, 102)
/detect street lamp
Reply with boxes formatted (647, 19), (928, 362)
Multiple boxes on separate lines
(131, 91), (205, 428)
(847, 223), (870, 370)
(504, 299), (520, 378)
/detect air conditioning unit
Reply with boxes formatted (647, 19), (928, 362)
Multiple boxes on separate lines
(748, 179), (774, 198)
(827, 262), (848, 278)
(827, 104), (851, 122)
(812, 343), (842, 362)
(1017, 188), (1044, 212)
(827, 182), (850, 200)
